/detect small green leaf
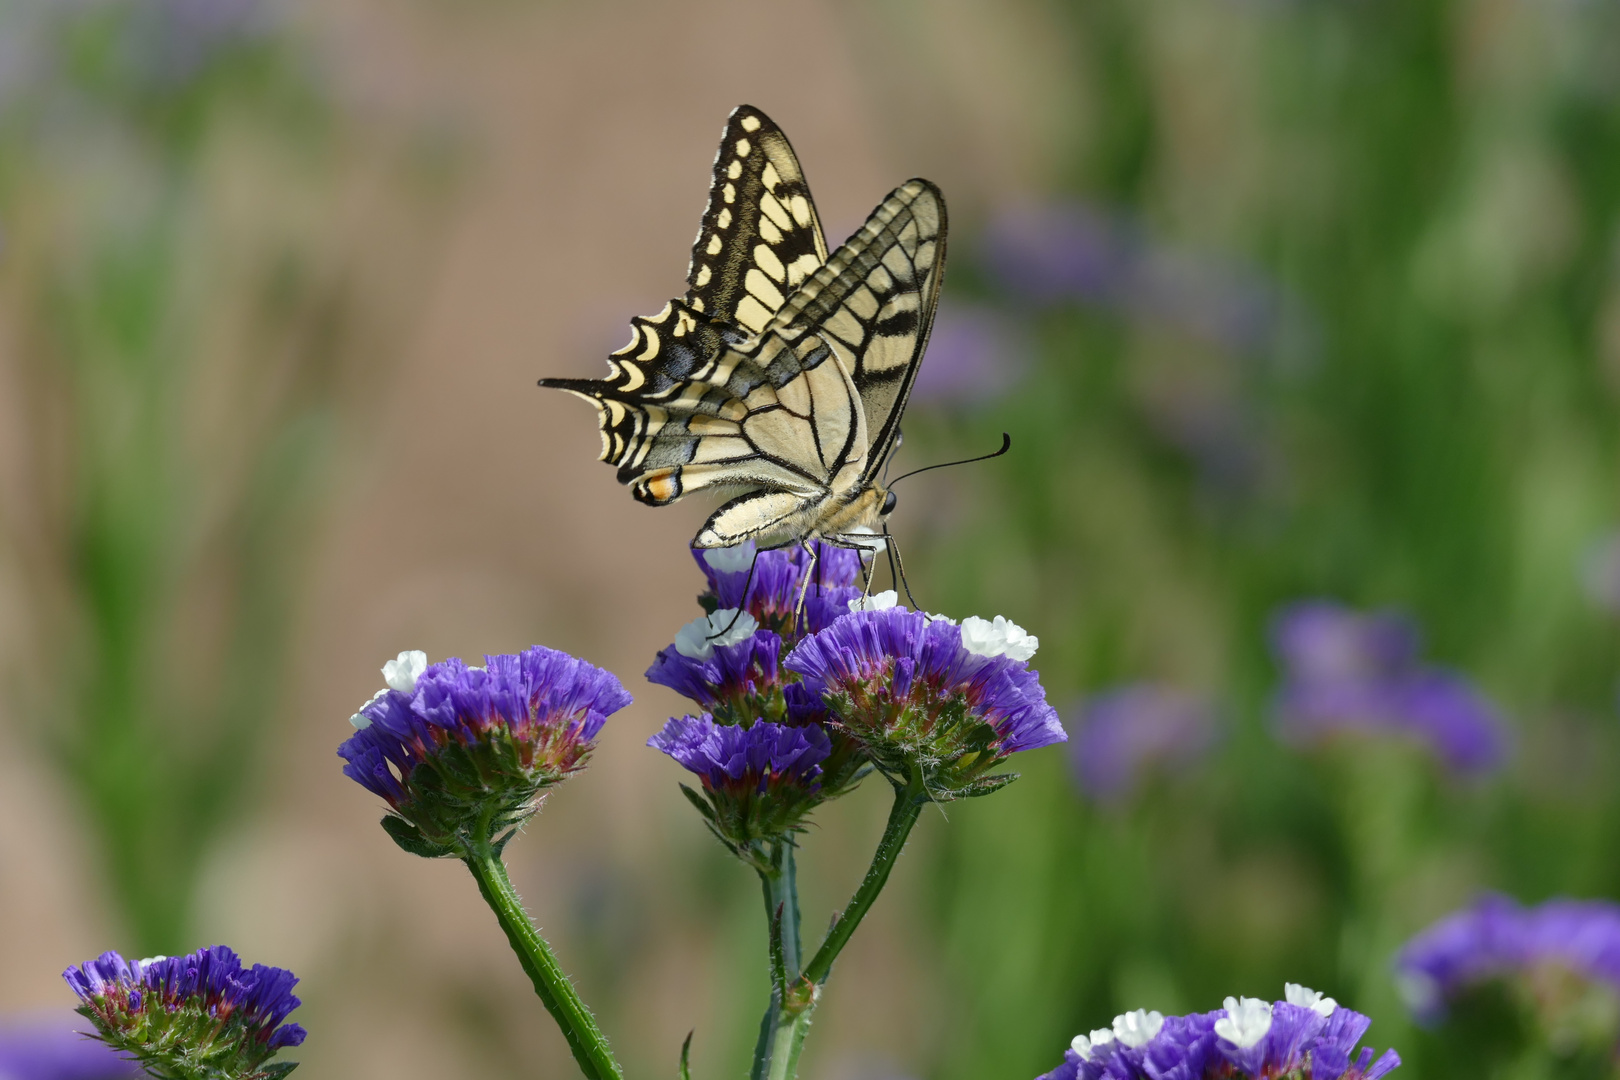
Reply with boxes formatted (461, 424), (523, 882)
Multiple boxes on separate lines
(258, 1062), (301, 1079)
(381, 815), (456, 858)
(678, 1030), (694, 1080)
(678, 783), (717, 822)
(958, 772), (1020, 799)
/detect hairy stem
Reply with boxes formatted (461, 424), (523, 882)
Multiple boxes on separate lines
(466, 846), (623, 1080)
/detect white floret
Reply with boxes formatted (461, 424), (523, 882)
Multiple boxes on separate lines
(349, 688), (387, 730)
(1070, 1027), (1116, 1059)
(674, 608), (759, 660)
(1214, 996), (1273, 1049)
(1284, 982), (1337, 1017)
(849, 590), (900, 612)
(1112, 1008), (1164, 1048)
(382, 650), (427, 693)
(703, 543), (756, 573)
(959, 614), (1039, 661)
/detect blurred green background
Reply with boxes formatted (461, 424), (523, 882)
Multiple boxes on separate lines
(1, 1), (1618, 1078)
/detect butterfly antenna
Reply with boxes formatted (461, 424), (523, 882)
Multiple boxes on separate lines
(884, 527), (922, 611)
(707, 547), (763, 641)
(887, 432), (1011, 487)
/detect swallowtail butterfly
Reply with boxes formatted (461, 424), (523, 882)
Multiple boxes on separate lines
(540, 105), (946, 553)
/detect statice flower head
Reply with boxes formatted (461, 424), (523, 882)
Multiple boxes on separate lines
(1395, 894), (1620, 1050)
(339, 646), (631, 858)
(648, 714), (830, 864)
(63, 947), (304, 1080)
(1036, 985), (1398, 1080)
(1270, 600), (1508, 775)
(784, 607), (1066, 799)
(649, 545), (880, 809)
(1070, 685), (1220, 805)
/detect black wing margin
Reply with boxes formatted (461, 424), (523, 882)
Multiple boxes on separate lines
(685, 105), (829, 333)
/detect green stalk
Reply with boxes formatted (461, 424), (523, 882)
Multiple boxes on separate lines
(804, 775), (928, 984)
(754, 775), (930, 1080)
(751, 840), (804, 1080)
(465, 845), (623, 1080)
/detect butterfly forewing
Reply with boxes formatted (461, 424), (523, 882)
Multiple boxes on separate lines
(685, 106), (829, 332)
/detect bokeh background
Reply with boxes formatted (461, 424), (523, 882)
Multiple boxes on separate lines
(2, 1), (1620, 1078)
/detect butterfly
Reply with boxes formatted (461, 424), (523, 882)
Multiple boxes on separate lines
(540, 105), (946, 556)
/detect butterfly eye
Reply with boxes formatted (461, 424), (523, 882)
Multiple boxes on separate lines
(881, 490), (898, 515)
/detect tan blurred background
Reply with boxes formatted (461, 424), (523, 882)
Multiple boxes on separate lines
(0, 2), (1082, 1077)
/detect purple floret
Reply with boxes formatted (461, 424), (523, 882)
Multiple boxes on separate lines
(649, 714), (830, 793)
(1071, 685), (1219, 804)
(1395, 894), (1620, 1022)
(1269, 600), (1508, 774)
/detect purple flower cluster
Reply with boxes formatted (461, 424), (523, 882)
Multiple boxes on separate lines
(1070, 685), (1220, 805)
(1036, 990), (1399, 1080)
(339, 646), (631, 856)
(649, 715), (831, 856)
(1270, 601), (1508, 774)
(64, 947), (304, 1080)
(647, 543), (881, 851)
(1395, 894), (1620, 1025)
(785, 607), (1066, 798)
(0, 1013), (141, 1079)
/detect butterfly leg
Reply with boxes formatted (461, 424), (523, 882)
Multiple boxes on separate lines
(793, 539), (819, 631)
(883, 526), (923, 612)
(707, 547), (765, 641)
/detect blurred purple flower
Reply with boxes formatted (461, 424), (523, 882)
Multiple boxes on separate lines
(1035, 989), (1399, 1080)
(981, 200), (1295, 356)
(911, 303), (1028, 405)
(0, 1013), (139, 1080)
(1395, 894), (1620, 1028)
(1069, 685), (1219, 805)
(1269, 601), (1508, 774)
(1579, 530), (1620, 615)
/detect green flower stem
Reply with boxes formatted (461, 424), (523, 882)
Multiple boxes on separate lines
(754, 774), (930, 1080)
(804, 774), (928, 985)
(751, 840), (805, 1080)
(466, 846), (623, 1080)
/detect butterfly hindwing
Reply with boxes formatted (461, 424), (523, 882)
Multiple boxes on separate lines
(686, 106), (829, 333)
(770, 178), (946, 480)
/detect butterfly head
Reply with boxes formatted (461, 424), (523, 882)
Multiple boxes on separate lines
(881, 489), (898, 516)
